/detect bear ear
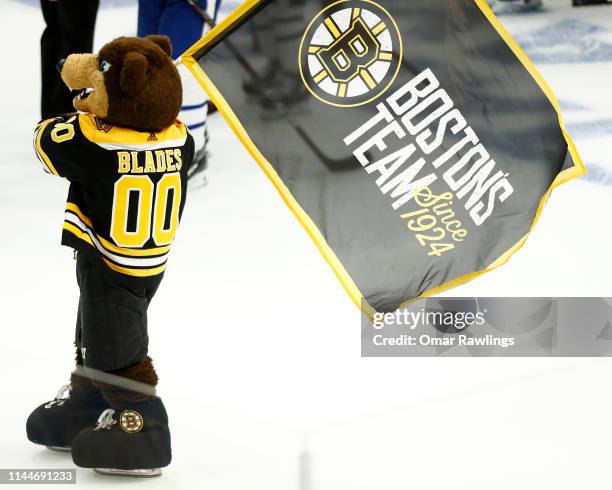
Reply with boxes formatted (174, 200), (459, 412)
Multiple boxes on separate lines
(147, 35), (173, 57)
(120, 51), (149, 96)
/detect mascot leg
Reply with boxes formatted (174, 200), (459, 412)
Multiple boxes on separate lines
(65, 253), (171, 475)
(71, 358), (171, 477)
(25, 343), (110, 452)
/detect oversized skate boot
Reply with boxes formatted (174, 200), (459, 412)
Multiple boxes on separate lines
(71, 397), (171, 477)
(26, 381), (110, 452)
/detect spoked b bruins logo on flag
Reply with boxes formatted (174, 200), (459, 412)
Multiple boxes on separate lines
(299, 0), (402, 108)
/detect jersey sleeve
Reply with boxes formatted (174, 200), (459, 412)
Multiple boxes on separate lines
(34, 114), (90, 182)
(184, 131), (196, 175)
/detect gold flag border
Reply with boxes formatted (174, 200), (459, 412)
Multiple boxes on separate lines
(181, 0), (586, 317)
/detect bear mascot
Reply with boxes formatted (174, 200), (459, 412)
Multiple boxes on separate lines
(28, 35), (193, 477)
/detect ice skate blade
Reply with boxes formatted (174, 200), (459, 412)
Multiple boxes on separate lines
(94, 468), (162, 477)
(46, 446), (71, 453)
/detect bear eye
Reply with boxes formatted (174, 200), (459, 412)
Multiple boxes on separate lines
(99, 59), (112, 73)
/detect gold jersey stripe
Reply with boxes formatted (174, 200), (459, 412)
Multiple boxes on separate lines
(102, 257), (167, 277)
(66, 202), (94, 228)
(337, 83), (347, 97)
(35, 119), (59, 176)
(379, 51), (393, 61)
(66, 202), (172, 257)
(64, 223), (167, 277)
(63, 222), (95, 248)
(78, 113), (187, 146)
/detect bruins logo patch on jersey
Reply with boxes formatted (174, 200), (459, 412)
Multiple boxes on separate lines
(299, 0), (402, 108)
(94, 117), (114, 133)
(119, 410), (144, 433)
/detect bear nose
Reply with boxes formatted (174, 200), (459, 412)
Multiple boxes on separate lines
(56, 58), (66, 74)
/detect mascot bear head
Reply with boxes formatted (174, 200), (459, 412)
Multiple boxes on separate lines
(59, 35), (182, 132)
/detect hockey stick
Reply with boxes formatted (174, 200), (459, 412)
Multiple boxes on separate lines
(292, 123), (359, 172)
(185, 0), (260, 79)
(184, 0), (361, 172)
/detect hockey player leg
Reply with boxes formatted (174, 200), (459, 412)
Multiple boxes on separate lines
(179, 63), (210, 187)
(155, 0), (210, 186)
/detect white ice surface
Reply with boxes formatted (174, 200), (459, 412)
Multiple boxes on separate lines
(1, 0), (611, 488)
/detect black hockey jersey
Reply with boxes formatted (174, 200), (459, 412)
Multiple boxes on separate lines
(34, 113), (194, 287)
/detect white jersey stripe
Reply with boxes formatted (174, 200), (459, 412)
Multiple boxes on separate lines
(33, 125), (53, 174)
(64, 212), (169, 268)
(95, 136), (188, 152)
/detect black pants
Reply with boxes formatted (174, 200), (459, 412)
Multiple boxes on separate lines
(75, 253), (159, 372)
(40, 0), (99, 118)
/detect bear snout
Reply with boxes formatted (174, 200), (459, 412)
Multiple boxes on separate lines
(60, 53), (99, 90)
(58, 53), (109, 117)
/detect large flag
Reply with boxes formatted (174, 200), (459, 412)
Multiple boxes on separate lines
(182, 0), (585, 314)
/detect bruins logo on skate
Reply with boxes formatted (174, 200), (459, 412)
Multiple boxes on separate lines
(119, 410), (144, 433)
(299, 0), (402, 108)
